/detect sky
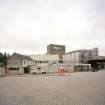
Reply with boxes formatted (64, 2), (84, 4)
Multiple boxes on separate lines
(0, 0), (105, 55)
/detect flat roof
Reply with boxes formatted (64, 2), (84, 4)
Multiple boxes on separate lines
(30, 54), (59, 61)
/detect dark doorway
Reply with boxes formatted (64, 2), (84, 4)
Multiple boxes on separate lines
(24, 67), (30, 73)
(88, 59), (105, 71)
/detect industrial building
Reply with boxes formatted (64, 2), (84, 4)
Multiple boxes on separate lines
(29, 54), (60, 74)
(63, 48), (101, 71)
(7, 52), (34, 75)
(7, 45), (104, 75)
(63, 48), (98, 64)
(7, 53), (61, 74)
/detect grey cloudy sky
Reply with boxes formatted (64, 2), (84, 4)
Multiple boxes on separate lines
(0, 0), (105, 55)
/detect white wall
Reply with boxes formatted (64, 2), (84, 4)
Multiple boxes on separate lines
(63, 52), (81, 64)
(75, 52), (81, 63)
(8, 67), (24, 75)
(18, 68), (24, 74)
(8, 70), (18, 75)
(30, 65), (37, 73)
(47, 65), (59, 73)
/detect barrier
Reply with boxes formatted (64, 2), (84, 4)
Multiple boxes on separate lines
(0, 68), (6, 77)
(59, 66), (64, 76)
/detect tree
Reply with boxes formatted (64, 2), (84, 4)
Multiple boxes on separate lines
(0, 52), (3, 67)
(0, 52), (9, 67)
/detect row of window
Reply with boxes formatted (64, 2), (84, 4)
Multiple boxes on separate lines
(23, 60), (59, 65)
(35, 61), (49, 63)
(23, 60), (34, 65)
(9, 67), (19, 70)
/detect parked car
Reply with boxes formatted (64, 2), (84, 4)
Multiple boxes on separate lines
(32, 67), (46, 74)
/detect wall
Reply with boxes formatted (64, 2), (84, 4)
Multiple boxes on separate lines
(46, 64), (59, 73)
(8, 67), (24, 75)
(91, 48), (98, 59)
(18, 68), (24, 74)
(7, 60), (22, 67)
(30, 65), (37, 74)
(63, 51), (81, 63)
(8, 70), (18, 75)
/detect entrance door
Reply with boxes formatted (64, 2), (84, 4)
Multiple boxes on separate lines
(24, 67), (29, 73)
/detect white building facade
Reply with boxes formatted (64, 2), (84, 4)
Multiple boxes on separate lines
(30, 54), (60, 74)
(63, 48), (98, 64)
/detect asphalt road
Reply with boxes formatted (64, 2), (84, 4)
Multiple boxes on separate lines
(0, 71), (105, 105)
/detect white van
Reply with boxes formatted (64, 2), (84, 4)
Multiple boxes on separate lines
(31, 65), (46, 74)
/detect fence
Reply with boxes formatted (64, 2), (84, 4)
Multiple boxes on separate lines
(0, 67), (6, 77)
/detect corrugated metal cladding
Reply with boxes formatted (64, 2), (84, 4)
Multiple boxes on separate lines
(63, 48), (99, 64)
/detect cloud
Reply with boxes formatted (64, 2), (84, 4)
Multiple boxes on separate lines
(0, 0), (105, 55)
(0, 32), (43, 54)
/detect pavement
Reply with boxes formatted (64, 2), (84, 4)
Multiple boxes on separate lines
(0, 71), (105, 105)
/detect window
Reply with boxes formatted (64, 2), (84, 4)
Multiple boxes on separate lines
(23, 60), (27, 65)
(59, 60), (63, 63)
(9, 67), (19, 70)
(39, 61), (42, 63)
(24, 61), (26, 65)
(81, 55), (84, 58)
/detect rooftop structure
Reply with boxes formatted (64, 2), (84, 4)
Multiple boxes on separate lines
(47, 44), (65, 55)
(47, 44), (66, 61)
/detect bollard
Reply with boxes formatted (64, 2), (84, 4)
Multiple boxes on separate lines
(59, 66), (64, 76)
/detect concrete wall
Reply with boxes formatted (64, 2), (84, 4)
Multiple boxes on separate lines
(7, 60), (22, 67)
(8, 70), (19, 75)
(18, 68), (24, 74)
(47, 65), (59, 73)
(47, 64), (75, 73)
(63, 65), (75, 72)
(8, 67), (24, 75)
